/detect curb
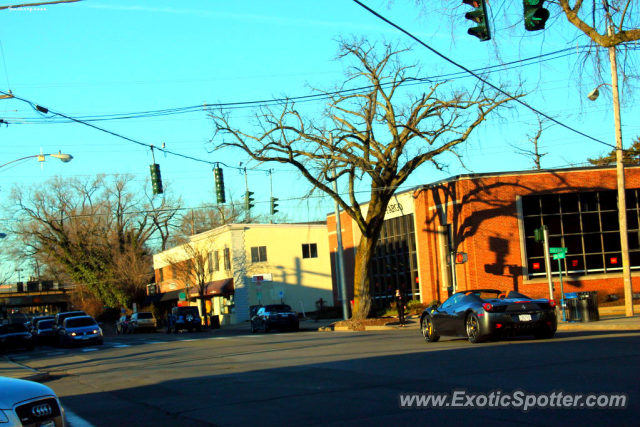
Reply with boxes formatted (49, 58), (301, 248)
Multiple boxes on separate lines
(557, 324), (640, 331)
(1, 356), (50, 383)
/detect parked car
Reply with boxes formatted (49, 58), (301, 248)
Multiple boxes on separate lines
(251, 304), (299, 333)
(32, 319), (56, 346)
(0, 323), (34, 353)
(26, 315), (55, 333)
(420, 289), (557, 344)
(115, 315), (132, 334)
(170, 306), (201, 333)
(0, 376), (67, 426)
(130, 312), (157, 333)
(52, 311), (87, 345)
(58, 316), (103, 348)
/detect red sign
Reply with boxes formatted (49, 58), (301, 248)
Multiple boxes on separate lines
(177, 301), (189, 307)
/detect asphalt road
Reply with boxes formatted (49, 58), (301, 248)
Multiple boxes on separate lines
(8, 328), (640, 427)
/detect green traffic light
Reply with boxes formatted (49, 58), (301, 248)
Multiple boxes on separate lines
(523, 0), (549, 31)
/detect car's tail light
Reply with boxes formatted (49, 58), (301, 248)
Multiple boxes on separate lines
(482, 303), (493, 312)
(548, 300), (556, 308)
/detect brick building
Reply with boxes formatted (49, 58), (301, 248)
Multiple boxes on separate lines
(327, 165), (640, 308)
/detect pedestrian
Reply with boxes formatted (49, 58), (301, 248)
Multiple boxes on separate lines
(396, 288), (406, 327)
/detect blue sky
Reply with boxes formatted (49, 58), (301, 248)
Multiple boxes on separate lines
(0, 0), (638, 227)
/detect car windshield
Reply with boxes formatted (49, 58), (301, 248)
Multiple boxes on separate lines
(265, 305), (293, 313)
(0, 323), (28, 333)
(137, 312), (153, 319)
(66, 317), (97, 328)
(37, 320), (54, 329)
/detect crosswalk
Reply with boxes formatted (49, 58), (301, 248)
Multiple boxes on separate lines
(12, 332), (312, 359)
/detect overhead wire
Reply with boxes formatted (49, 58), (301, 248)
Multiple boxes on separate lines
(350, 0), (618, 151)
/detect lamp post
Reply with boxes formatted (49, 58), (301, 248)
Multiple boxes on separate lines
(0, 151), (73, 170)
(15, 268), (23, 283)
(587, 27), (634, 317)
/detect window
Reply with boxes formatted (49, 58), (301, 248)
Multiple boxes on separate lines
(251, 246), (267, 262)
(302, 243), (318, 259)
(208, 252), (213, 274)
(522, 189), (640, 278)
(224, 248), (231, 270)
(158, 268), (164, 282)
(213, 250), (220, 272)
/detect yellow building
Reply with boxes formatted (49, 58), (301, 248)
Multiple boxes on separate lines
(151, 223), (333, 325)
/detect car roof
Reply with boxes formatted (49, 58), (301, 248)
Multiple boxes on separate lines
(63, 315), (93, 323)
(454, 289), (502, 295)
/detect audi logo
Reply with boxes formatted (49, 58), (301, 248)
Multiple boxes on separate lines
(31, 403), (52, 418)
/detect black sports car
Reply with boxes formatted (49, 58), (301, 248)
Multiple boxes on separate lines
(420, 289), (557, 344)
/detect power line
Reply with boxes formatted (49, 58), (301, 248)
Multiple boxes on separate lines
(351, 0), (617, 151)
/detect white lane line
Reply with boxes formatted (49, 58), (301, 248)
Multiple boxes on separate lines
(208, 337), (227, 340)
(147, 341), (165, 344)
(81, 348), (98, 352)
(112, 345), (131, 348)
(181, 339), (202, 342)
(65, 409), (98, 427)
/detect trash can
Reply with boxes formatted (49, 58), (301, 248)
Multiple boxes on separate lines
(576, 291), (600, 322)
(562, 293), (580, 322)
(209, 315), (220, 329)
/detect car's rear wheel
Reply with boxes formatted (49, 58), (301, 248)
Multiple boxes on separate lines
(466, 313), (486, 344)
(421, 316), (440, 342)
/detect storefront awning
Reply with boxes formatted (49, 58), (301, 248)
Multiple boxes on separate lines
(159, 289), (183, 302)
(189, 278), (234, 298)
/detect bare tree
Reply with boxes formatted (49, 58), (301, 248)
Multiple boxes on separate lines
(5, 174), (181, 308)
(510, 117), (551, 169)
(160, 235), (220, 326)
(209, 38), (523, 319)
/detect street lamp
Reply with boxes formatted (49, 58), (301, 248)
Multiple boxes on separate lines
(587, 29), (634, 317)
(0, 150), (73, 170)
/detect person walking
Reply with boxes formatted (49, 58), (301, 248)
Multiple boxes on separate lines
(396, 288), (406, 327)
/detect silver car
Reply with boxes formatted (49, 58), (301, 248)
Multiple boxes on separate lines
(130, 312), (157, 333)
(0, 376), (67, 426)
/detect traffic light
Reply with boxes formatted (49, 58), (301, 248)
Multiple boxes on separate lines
(534, 227), (545, 242)
(150, 163), (163, 195)
(463, 0), (491, 41)
(523, 0), (549, 31)
(455, 252), (468, 264)
(244, 191), (255, 211)
(270, 197), (279, 215)
(213, 167), (226, 204)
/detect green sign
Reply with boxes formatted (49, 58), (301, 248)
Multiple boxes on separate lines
(552, 253), (566, 260)
(549, 247), (567, 254)
(179, 292), (186, 301)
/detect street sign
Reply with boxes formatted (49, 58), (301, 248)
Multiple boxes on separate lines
(179, 292), (186, 301)
(549, 247), (567, 254)
(552, 252), (566, 260)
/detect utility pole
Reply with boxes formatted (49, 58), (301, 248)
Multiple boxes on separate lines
(609, 26), (634, 317)
(331, 135), (349, 320)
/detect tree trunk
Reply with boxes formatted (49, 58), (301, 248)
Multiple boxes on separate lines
(198, 296), (208, 327)
(351, 234), (377, 319)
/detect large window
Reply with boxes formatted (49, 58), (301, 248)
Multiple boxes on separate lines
(251, 246), (267, 263)
(213, 250), (220, 272)
(224, 248), (231, 270)
(522, 189), (640, 278)
(302, 243), (318, 259)
(369, 214), (419, 307)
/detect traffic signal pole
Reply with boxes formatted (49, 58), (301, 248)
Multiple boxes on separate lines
(542, 226), (554, 300)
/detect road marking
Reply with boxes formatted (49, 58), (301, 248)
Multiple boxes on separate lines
(81, 348), (98, 352)
(65, 409), (98, 427)
(112, 345), (131, 348)
(147, 341), (165, 344)
(208, 337), (227, 340)
(181, 339), (201, 342)
(47, 352), (65, 356)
